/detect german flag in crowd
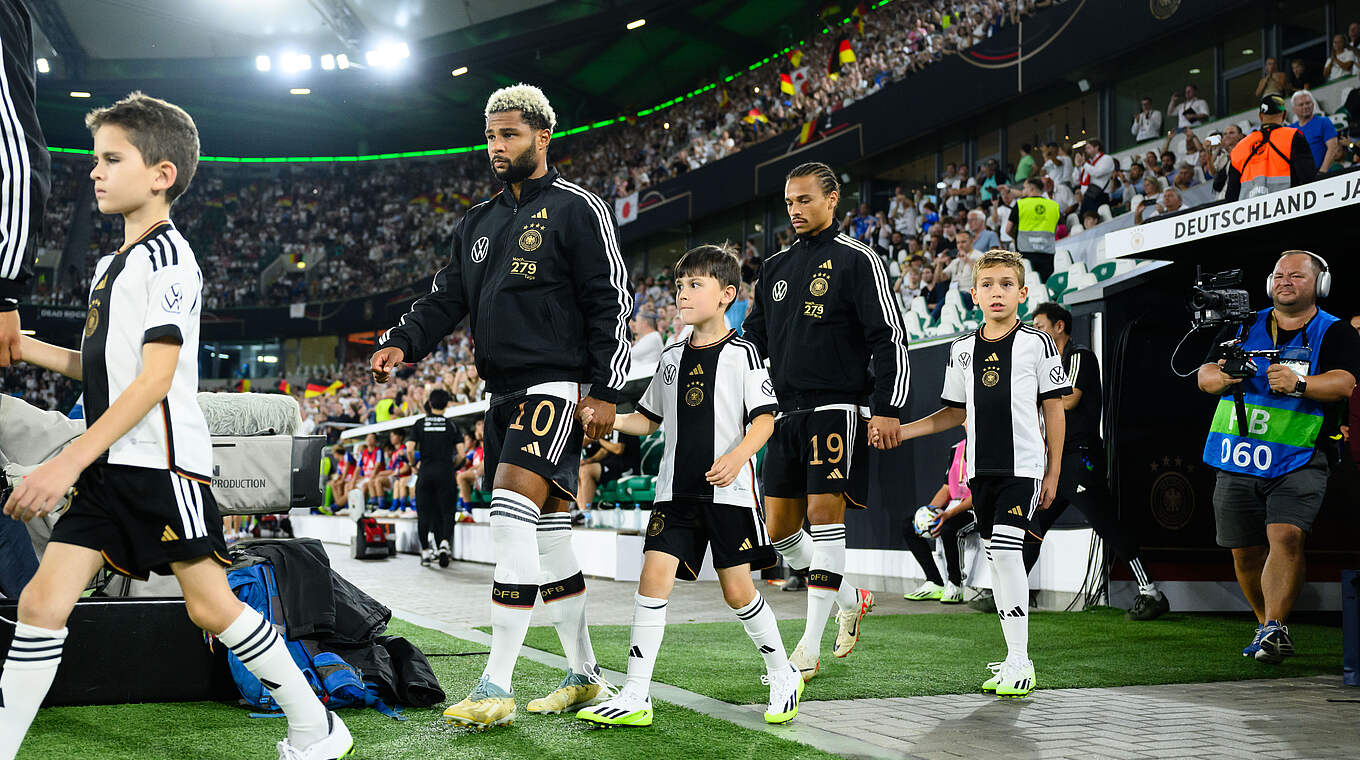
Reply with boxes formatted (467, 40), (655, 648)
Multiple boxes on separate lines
(278, 378), (291, 395)
(234, 378), (252, 393)
(780, 72), (795, 95)
(276, 196), (293, 207)
(838, 39), (856, 64)
(788, 49), (804, 67)
(797, 120), (817, 146)
(718, 88), (730, 108)
(305, 379), (344, 398)
(557, 155), (573, 168)
(852, 2), (867, 35)
(743, 108), (769, 125)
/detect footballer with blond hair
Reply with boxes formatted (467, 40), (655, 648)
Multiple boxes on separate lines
(372, 84), (633, 729)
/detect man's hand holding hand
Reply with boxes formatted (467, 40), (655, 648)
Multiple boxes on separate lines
(370, 347), (405, 383)
(579, 397), (616, 439)
(867, 415), (902, 450)
(0, 310), (22, 367)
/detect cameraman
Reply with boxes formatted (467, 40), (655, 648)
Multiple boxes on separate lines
(1196, 251), (1360, 664)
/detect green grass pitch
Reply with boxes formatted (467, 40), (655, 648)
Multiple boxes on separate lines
(18, 619), (835, 760)
(520, 607), (1343, 703)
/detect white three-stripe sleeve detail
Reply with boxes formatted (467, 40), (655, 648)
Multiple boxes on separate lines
(836, 234), (910, 407)
(553, 179), (632, 390)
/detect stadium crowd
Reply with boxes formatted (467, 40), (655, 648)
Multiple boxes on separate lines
(0, 365), (80, 414)
(33, 0), (1057, 311)
(26, 5), (1360, 353)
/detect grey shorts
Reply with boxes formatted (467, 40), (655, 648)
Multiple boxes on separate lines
(1212, 450), (1330, 548)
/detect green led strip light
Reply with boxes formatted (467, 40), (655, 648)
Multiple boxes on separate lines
(49, 0), (895, 164)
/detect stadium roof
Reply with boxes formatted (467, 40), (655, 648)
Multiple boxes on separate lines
(31, 0), (822, 157)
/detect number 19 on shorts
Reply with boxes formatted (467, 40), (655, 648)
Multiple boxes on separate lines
(809, 433), (844, 466)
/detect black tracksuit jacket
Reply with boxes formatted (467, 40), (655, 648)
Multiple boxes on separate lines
(378, 168), (633, 402)
(0, 0), (49, 302)
(743, 224), (911, 417)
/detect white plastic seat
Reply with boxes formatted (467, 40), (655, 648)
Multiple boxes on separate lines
(1025, 272), (1044, 294)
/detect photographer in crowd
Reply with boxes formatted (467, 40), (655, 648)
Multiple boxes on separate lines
(1196, 251), (1359, 664)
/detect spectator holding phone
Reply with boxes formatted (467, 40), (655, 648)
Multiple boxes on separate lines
(1077, 139), (1114, 215)
(1210, 125), (1244, 194)
(1131, 178), (1163, 224)
(1168, 84), (1210, 129)
(1324, 34), (1358, 81)
(1131, 96), (1162, 142)
(1256, 57), (1287, 99)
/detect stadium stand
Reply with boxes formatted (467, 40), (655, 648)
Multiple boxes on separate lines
(5, 2), (1360, 757)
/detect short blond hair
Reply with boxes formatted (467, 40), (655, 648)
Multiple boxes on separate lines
(484, 83), (557, 132)
(975, 249), (1026, 282)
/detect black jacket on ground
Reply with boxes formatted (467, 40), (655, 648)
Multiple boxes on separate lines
(232, 539), (445, 707)
(378, 167), (633, 402)
(236, 538), (390, 645)
(743, 224), (911, 416)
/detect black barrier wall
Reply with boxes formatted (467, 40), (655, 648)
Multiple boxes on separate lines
(849, 340), (962, 550)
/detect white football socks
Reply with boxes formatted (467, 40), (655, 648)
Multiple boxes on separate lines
(483, 488), (542, 692)
(733, 594), (788, 677)
(1128, 556), (1159, 596)
(217, 605), (328, 748)
(624, 594), (668, 696)
(772, 529), (814, 571)
(0, 621), (67, 760)
(537, 511), (597, 677)
(987, 525), (1030, 663)
(797, 524), (848, 656)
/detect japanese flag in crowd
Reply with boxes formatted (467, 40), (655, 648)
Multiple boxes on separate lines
(615, 192), (639, 225)
(791, 67), (810, 93)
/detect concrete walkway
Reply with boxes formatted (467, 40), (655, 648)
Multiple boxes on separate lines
(324, 545), (1359, 760)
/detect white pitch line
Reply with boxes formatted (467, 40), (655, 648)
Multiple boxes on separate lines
(389, 607), (902, 760)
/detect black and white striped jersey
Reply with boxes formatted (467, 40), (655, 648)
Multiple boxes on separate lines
(0, 0), (50, 302)
(941, 320), (1070, 481)
(81, 221), (212, 479)
(635, 330), (777, 507)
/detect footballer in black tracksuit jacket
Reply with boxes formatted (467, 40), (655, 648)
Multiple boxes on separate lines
(0, 0), (50, 305)
(742, 224), (910, 502)
(378, 166), (632, 498)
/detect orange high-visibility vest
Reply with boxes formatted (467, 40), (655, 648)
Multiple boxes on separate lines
(1230, 125), (1299, 197)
